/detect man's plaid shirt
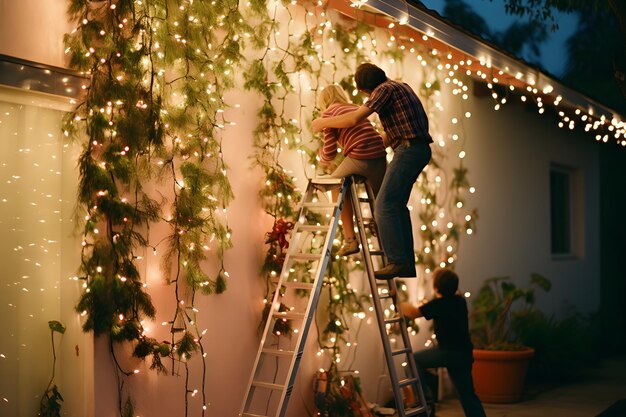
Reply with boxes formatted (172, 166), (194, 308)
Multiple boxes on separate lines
(365, 79), (433, 149)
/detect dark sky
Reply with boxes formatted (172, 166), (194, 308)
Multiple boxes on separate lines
(419, 0), (579, 77)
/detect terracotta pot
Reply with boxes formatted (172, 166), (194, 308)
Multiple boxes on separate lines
(472, 348), (535, 403)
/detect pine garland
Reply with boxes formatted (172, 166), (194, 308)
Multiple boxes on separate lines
(63, 0), (252, 415)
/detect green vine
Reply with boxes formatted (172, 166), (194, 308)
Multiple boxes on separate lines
(63, 0), (249, 415)
(39, 321), (66, 417)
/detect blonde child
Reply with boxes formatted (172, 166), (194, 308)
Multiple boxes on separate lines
(317, 85), (387, 256)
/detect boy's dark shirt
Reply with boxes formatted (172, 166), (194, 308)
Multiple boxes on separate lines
(420, 294), (473, 352)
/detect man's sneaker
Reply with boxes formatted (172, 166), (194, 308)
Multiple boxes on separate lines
(374, 263), (416, 280)
(337, 238), (359, 256)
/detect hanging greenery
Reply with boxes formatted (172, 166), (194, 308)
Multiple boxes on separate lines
(243, 0), (309, 339)
(63, 0), (257, 415)
(64, 3), (165, 411)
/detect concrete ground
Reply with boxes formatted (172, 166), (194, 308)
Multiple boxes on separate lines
(435, 355), (626, 417)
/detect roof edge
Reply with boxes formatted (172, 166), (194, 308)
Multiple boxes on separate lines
(362, 0), (623, 121)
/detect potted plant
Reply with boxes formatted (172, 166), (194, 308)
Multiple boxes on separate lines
(470, 273), (551, 403)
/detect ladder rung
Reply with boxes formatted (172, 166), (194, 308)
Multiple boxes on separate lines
(262, 348), (296, 357)
(312, 177), (342, 185)
(294, 224), (328, 233)
(251, 381), (284, 391)
(289, 253), (323, 261)
(376, 288), (394, 296)
(405, 404), (429, 416)
(398, 377), (418, 388)
(358, 197), (372, 203)
(283, 281), (315, 290)
(241, 413), (268, 417)
(273, 311), (306, 320)
(302, 202), (337, 209)
(384, 316), (402, 325)
(368, 250), (384, 256)
(392, 347), (412, 356)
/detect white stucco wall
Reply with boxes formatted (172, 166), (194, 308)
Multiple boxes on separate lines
(0, 0), (72, 67)
(448, 87), (601, 316)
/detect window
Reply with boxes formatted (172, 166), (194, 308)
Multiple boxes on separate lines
(0, 87), (86, 417)
(550, 164), (583, 258)
(550, 167), (571, 255)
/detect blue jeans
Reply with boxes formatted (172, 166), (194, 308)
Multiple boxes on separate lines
(375, 140), (431, 265)
(414, 347), (487, 417)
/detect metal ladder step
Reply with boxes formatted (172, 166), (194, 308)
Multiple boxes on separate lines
(302, 202), (337, 209)
(405, 405), (429, 416)
(261, 348), (296, 357)
(392, 347), (413, 356)
(293, 224), (328, 233)
(289, 253), (323, 261)
(272, 311), (305, 320)
(282, 281), (314, 290)
(398, 377), (419, 387)
(251, 381), (284, 391)
(311, 177), (342, 185)
(384, 316), (403, 325)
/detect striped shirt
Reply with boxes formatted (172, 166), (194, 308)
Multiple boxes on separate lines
(319, 103), (386, 163)
(365, 79), (433, 149)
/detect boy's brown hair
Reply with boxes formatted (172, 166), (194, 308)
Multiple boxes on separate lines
(355, 63), (387, 93)
(433, 268), (459, 297)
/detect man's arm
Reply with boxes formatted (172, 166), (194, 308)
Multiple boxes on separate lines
(311, 105), (374, 132)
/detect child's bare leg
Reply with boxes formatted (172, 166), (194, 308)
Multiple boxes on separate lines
(333, 188), (355, 239)
(341, 188), (356, 240)
(334, 187), (360, 256)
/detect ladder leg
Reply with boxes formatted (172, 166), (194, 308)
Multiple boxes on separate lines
(240, 177), (350, 417)
(349, 175), (430, 417)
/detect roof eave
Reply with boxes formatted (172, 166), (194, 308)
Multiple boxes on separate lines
(356, 0), (623, 121)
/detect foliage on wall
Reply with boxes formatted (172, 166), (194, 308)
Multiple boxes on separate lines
(63, 0), (259, 415)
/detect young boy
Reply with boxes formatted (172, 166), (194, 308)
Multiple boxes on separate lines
(400, 268), (487, 417)
(312, 63), (432, 280)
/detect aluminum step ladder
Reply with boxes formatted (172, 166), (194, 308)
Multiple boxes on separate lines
(240, 175), (430, 417)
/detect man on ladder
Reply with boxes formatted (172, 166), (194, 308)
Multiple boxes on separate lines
(313, 62), (433, 280)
